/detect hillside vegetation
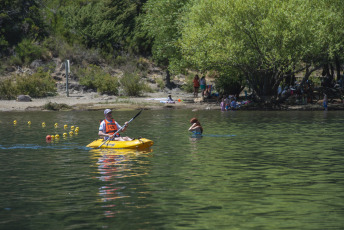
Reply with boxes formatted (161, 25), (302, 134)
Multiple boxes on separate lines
(0, 0), (343, 106)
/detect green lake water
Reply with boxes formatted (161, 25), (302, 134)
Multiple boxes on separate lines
(0, 109), (343, 229)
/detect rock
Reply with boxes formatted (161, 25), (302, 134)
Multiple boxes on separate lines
(30, 60), (43, 69)
(17, 95), (32, 102)
(5, 66), (15, 72)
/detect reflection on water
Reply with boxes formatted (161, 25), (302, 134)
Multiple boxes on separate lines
(1, 110), (344, 229)
(90, 148), (153, 218)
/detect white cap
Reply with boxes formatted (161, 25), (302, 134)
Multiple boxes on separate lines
(104, 109), (112, 115)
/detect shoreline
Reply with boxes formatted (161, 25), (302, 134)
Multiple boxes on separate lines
(1, 91), (343, 112)
(0, 91), (219, 112)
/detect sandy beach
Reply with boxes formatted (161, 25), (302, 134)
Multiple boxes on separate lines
(1, 89), (343, 112)
(0, 91), (220, 112)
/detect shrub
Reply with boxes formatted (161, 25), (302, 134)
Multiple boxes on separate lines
(120, 72), (145, 96)
(43, 102), (72, 111)
(156, 78), (165, 91)
(0, 78), (18, 99)
(77, 64), (119, 95)
(96, 74), (119, 95)
(15, 39), (49, 65)
(181, 75), (194, 93)
(137, 57), (149, 71)
(16, 68), (56, 97)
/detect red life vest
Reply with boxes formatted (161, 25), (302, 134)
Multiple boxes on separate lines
(104, 119), (120, 137)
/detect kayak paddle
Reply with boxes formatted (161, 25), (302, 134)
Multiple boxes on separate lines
(97, 109), (143, 148)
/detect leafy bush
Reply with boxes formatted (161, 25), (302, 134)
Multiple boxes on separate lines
(77, 65), (119, 95)
(43, 102), (72, 111)
(0, 68), (56, 99)
(137, 57), (149, 71)
(96, 74), (119, 95)
(15, 39), (49, 65)
(156, 78), (165, 91)
(181, 75), (194, 93)
(16, 69), (56, 97)
(214, 71), (244, 96)
(120, 72), (145, 96)
(0, 78), (18, 99)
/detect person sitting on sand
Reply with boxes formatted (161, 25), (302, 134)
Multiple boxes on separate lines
(167, 95), (175, 103)
(98, 109), (132, 141)
(188, 117), (203, 135)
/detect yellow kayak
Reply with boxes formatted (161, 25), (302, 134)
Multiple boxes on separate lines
(86, 138), (154, 149)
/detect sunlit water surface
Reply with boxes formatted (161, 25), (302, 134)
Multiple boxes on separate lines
(0, 110), (343, 229)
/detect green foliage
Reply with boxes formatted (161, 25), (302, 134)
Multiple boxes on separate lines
(137, 57), (149, 71)
(77, 65), (119, 95)
(156, 78), (165, 91)
(0, 0), (48, 56)
(0, 78), (18, 100)
(62, 0), (142, 53)
(15, 39), (49, 65)
(0, 68), (56, 99)
(215, 74), (244, 96)
(96, 74), (119, 95)
(16, 69), (56, 97)
(120, 72), (145, 96)
(179, 0), (344, 102)
(142, 0), (190, 71)
(43, 102), (72, 111)
(181, 75), (194, 93)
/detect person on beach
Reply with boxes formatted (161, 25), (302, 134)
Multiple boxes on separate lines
(99, 109), (132, 141)
(167, 94), (175, 103)
(200, 76), (206, 98)
(225, 96), (230, 111)
(188, 117), (203, 135)
(230, 97), (237, 110)
(193, 75), (200, 98)
(220, 97), (226, 111)
(323, 93), (328, 111)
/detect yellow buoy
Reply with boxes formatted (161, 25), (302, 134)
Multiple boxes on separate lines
(63, 133), (67, 137)
(54, 123), (58, 128)
(42, 122), (46, 127)
(69, 131), (73, 136)
(55, 134), (60, 139)
(13, 120), (17, 125)
(71, 126), (75, 130)
(64, 124), (68, 129)
(51, 135), (55, 140)
(28, 121), (31, 125)
(75, 127), (79, 131)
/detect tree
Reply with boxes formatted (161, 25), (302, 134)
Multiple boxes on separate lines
(62, 0), (145, 54)
(180, 0), (344, 103)
(142, 0), (190, 88)
(0, 0), (48, 56)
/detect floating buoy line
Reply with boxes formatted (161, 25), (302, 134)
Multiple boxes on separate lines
(12, 120), (80, 143)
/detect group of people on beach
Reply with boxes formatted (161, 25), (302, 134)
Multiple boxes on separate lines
(99, 109), (203, 141)
(193, 75), (210, 98)
(220, 95), (238, 111)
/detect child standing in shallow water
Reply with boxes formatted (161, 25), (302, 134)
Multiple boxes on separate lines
(188, 118), (203, 135)
(220, 97), (226, 111)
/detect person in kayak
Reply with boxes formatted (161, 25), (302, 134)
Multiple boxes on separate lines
(99, 109), (132, 141)
(188, 117), (203, 135)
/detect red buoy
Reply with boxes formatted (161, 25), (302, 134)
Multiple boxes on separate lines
(46, 135), (52, 142)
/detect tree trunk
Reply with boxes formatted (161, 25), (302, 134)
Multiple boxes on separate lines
(335, 56), (341, 82)
(165, 69), (172, 89)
